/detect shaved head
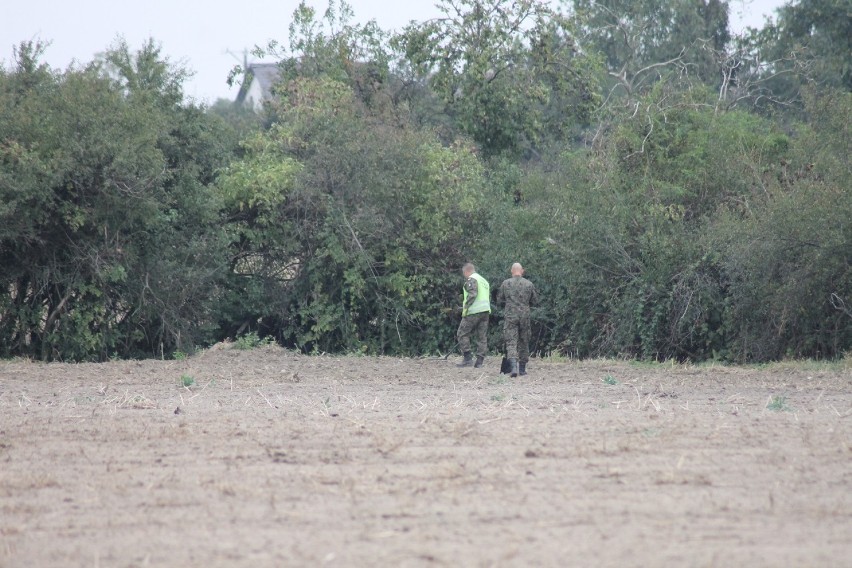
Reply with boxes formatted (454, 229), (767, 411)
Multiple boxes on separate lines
(462, 263), (475, 277)
(511, 263), (524, 276)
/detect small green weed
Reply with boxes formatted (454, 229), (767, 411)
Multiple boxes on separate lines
(233, 331), (273, 350)
(766, 395), (791, 412)
(603, 374), (618, 385)
(180, 374), (195, 388)
(491, 393), (505, 402)
(173, 350), (187, 361)
(642, 428), (661, 438)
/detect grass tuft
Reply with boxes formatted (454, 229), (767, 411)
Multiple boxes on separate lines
(233, 331), (274, 350)
(766, 395), (791, 412)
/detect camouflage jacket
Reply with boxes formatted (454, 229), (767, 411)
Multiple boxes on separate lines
(496, 276), (538, 318)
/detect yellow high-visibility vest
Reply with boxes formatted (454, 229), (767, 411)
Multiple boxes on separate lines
(463, 273), (491, 315)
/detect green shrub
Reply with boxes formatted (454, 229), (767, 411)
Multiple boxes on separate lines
(233, 331), (274, 350)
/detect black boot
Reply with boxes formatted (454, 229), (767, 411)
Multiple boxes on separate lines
(456, 352), (473, 367)
(474, 355), (485, 368)
(519, 362), (527, 376)
(509, 358), (519, 378)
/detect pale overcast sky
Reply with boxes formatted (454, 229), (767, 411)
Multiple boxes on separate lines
(3, 0), (787, 104)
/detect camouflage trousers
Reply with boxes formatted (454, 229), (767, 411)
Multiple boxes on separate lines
(457, 312), (489, 357)
(503, 316), (531, 363)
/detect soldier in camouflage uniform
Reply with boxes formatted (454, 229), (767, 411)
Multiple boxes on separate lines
(456, 263), (491, 368)
(496, 263), (538, 377)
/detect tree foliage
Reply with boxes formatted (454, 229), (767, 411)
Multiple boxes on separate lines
(2, 0), (849, 362)
(764, 0), (852, 92)
(0, 40), (235, 360)
(710, 87), (851, 359)
(477, 82), (849, 362)
(246, 0), (393, 116)
(571, 0), (730, 101)
(217, 73), (489, 353)
(396, 0), (600, 156)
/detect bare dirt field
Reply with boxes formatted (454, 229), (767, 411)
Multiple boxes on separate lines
(1, 346), (850, 568)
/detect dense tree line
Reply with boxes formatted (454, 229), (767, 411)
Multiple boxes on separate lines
(1, 0), (849, 362)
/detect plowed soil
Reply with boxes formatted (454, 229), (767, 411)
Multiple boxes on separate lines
(1, 346), (850, 567)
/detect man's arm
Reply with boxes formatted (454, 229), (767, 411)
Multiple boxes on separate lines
(530, 283), (539, 306)
(496, 281), (505, 307)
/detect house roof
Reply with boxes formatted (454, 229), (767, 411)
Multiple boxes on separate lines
(235, 63), (282, 105)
